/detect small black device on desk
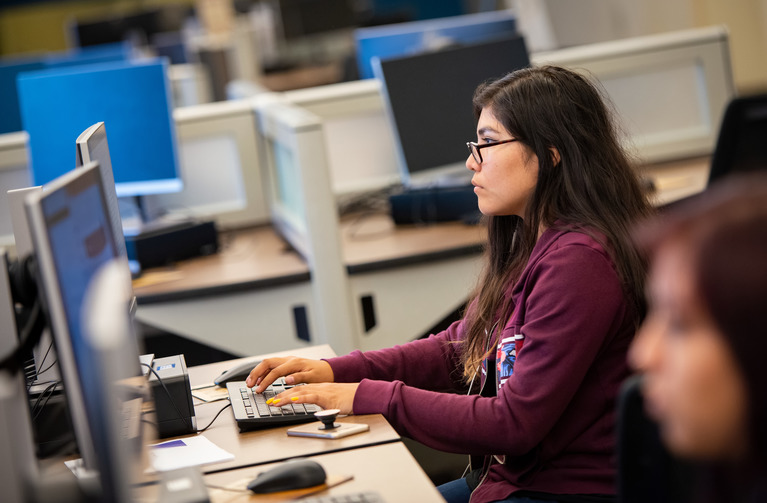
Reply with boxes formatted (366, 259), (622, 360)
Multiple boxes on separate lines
(149, 355), (197, 437)
(227, 378), (321, 431)
(213, 359), (261, 387)
(247, 458), (326, 493)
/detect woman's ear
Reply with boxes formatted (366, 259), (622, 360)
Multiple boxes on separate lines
(550, 147), (561, 166)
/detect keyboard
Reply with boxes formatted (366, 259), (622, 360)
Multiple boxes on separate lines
(227, 378), (321, 432)
(298, 491), (385, 503)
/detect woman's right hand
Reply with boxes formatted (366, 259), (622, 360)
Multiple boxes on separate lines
(246, 357), (334, 393)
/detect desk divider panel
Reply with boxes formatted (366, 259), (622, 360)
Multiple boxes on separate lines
(532, 25), (734, 164)
(144, 99), (271, 229)
(254, 98), (360, 354)
(0, 132), (31, 247)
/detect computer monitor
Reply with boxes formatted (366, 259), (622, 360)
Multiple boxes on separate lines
(374, 35), (530, 187)
(708, 94), (767, 184)
(355, 10), (517, 80)
(0, 58), (45, 135)
(78, 259), (148, 502)
(277, 0), (358, 40)
(0, 44), (133, 135)
(366, 0), (465, 22)
(76, 123), (128, 257)
(17, 59), (183, 197)
(24, 162), (138, 476)
(71, 6), (192, 48)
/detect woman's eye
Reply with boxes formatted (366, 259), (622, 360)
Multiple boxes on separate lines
(482, 137), (496, 144)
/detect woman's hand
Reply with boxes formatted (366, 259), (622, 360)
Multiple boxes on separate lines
(246, 357), (334, 393)
(266, 383), (360, 416)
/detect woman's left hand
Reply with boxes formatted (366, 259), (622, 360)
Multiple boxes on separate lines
(266, 383), (360, 415)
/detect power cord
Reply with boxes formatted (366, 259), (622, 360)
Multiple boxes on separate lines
(196, 403), (232, 433)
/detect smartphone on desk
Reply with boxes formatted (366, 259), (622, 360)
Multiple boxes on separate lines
(287, 422), (369, 439)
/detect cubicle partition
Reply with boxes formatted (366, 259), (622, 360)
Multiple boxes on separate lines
(281, 79), (401, 195)
(0, 132), (30, 248)
(532, 25), (734, 164)
(145, 99), (271, 230)
(255, 97), (361, 354)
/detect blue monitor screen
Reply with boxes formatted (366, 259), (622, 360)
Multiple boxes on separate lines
(0, 58), (46, 134)
(0, 43), (132, 135)
(355, 10), (516, 80)
(17, 59), (181, 197)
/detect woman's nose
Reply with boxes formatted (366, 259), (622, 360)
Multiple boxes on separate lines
(466, 154), (479, 172)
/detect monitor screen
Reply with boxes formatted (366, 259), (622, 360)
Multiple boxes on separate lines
(24, 162), (138, 474)
(0, 57), (45, 134)
(18, 59), (182, 197)
(0, 44), (132, 135)
(355, 10), (516, 80)
(79, 259), (147, 502)
(277, 0), (358, 40)
(76, 122), (128, 259)
(374, 35), (530, 187)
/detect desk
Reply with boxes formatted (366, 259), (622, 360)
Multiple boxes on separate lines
(134, 226), (316, 356)
(132, 346), (441, 502)
(202, 443), (444, 502)
(640, 155), (710, 207)
(185, 347), (401, 474)
(133, 217), (485, 355)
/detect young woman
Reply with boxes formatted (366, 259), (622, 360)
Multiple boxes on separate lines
(246, 66), (653, 502)
(629, 173), (767, 502)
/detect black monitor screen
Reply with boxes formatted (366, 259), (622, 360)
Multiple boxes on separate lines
(278, 0), (357, 39)
(375, 35), (530, 186)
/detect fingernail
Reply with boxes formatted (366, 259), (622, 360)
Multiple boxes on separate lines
(273, 398), (281, 404)
(266, 398), (273, 405)
(291, 397), (299, 401)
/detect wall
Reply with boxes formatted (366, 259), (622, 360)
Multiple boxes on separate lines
(509, 0), (767, 94)
(0, 0), (195, 56)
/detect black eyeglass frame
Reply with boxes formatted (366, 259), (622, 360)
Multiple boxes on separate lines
(466, 139), (518, 164)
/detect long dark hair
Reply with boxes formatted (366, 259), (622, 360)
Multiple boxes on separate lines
(462, 65), (653, 379)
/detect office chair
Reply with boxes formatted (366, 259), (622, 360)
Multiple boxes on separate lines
(616, 375), (697, 503)
(708, 93), (767, 185)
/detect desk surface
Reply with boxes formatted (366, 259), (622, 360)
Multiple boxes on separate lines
(133, 225), (310, 303)
(202, 442), (444, 502)
(186, 346), (401, 474)
(133, 215), (485, 303)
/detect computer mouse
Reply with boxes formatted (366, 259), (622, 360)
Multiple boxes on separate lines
(213, 358), (261, 387)
(247, 459), (327, 494)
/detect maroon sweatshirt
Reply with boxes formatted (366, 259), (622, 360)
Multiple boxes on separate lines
(328, 226), (635, 502)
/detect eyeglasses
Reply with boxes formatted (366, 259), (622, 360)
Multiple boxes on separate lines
(466, 139), (518, 164)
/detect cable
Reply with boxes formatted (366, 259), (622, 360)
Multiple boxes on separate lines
(196, 402), (232, 433)
(34, 357), (58, 380)
(203, 483), (249, 494)
(31, 381), (60, 421)
(0, 299), (45, 374)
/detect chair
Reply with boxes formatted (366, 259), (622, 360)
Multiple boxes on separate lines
(617, 375), (697, 503)
(708, 93), (767, 184)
